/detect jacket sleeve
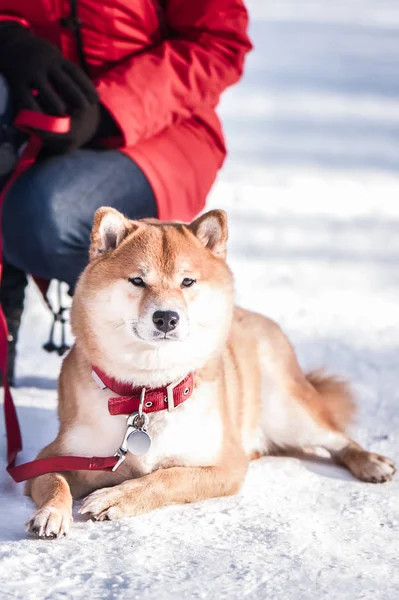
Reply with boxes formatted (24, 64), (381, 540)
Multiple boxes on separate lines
(95, 0), (252, 147)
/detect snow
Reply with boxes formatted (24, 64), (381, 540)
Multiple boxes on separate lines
(1, 1), (399, 598)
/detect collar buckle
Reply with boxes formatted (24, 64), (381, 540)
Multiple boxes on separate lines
(166, 376), (185, 412)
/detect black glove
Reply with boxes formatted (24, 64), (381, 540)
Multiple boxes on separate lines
(0, 22), (98, 116)
(39, 103), (101, 154)
(39, 103), (120, 155)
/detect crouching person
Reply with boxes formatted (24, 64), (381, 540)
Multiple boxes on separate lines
(0, 0), (252, 383)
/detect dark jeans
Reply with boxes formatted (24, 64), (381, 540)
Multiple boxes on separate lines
(0, 76), (157, 289)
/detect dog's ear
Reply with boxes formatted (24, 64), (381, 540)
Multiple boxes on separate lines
(189, 210), (228, 259)
(90, 207), (136, 260)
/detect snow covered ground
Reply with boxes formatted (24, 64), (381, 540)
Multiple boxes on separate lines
(1, 1), (399, 598)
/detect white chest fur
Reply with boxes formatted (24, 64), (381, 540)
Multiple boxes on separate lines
(61, 381), (223, 476)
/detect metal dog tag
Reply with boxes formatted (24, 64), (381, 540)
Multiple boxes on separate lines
(113, 411), (152, 470)
(127, 427), (152, 456)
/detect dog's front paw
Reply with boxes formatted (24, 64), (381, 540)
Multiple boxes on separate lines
(349, 451), (396, 483)
(79, 487), (127, 521)
(26, 506), (72, 539)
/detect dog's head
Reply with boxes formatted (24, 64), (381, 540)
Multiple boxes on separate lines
(72, 208), (234, 385)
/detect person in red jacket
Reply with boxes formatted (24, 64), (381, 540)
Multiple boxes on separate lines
(0, 0), (252, 383)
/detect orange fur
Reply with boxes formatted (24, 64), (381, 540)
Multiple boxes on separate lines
(305, 370), (356, 432)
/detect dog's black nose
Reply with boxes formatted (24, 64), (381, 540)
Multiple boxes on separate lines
(152, 310), (180, 334)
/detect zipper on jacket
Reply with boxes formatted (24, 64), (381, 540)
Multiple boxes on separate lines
(60, 0), (90, 75)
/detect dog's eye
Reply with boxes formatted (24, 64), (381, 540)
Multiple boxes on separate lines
(181, 278), (196, 288)
(129, 277), (146, 287)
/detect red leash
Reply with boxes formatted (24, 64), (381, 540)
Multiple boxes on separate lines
(0, 111), (119, 482)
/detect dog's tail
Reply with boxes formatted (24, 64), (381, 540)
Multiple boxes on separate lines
(306, 370), (356, 432)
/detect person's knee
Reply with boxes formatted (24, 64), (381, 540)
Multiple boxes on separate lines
(2, 164), (84, 283)
(3, 170), (59, 269)
(2, 149), (157, 285)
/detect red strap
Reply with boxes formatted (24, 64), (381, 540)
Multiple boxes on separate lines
(0, 112), (57, 471)
(9, 455), (118, 484)
(109, 375), (194, 415)
(92, 367), (194, 416)
(1, 111), (120, 483)
(13, 110), (71, 135)
(0, 309), (21, 465)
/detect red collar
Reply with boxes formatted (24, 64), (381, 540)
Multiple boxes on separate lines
(91, 367), (195, 415)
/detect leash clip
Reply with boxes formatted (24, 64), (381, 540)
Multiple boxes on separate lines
(112, 447), (127, 472)
(113, 411), (151, 468)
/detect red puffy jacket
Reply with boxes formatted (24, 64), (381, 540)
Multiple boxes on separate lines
(0, 0), (252, 221)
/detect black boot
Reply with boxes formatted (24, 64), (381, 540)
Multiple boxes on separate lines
(0, 262), (28, 386)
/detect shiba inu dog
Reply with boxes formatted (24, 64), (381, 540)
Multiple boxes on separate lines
(26, 208), (396, 538)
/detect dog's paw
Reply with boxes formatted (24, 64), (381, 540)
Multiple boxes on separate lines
(26, 506), (72, 539)
(78, 487), (126, 521)
(349, 451), (396, 483)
